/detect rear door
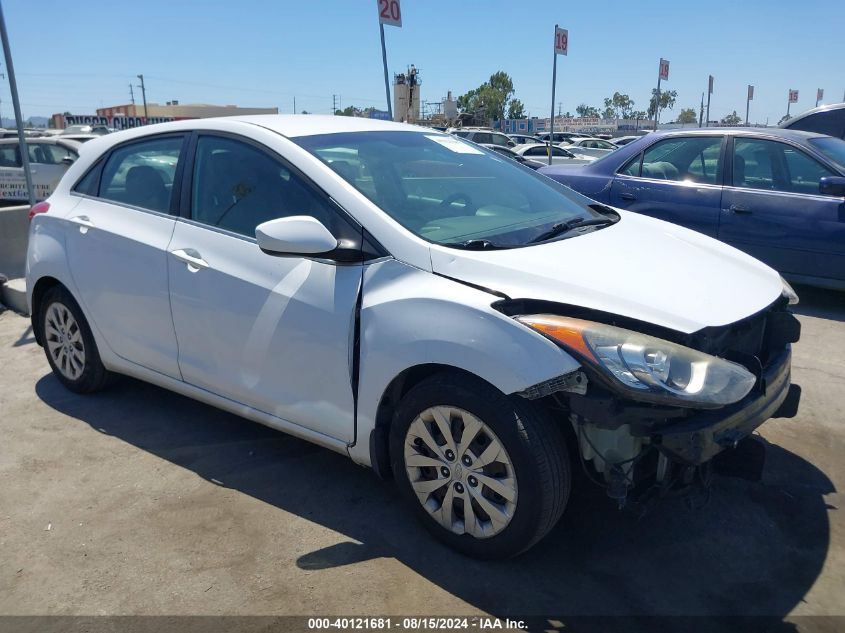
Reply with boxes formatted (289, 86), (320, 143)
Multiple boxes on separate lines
(719, 136), (845, 281)
(64, 134), (185, 378)
(609, 135), (725, 237)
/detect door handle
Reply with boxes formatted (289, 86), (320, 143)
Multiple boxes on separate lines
(729, 204), (752, 215)
(620, 192), (636, 201)
(69, 215), (94, 234)
(170, 248), (209, 271)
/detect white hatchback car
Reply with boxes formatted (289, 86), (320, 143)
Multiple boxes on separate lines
(27, 115), (801, 558)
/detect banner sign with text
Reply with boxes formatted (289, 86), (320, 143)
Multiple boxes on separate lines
(64, 115), (175, 130)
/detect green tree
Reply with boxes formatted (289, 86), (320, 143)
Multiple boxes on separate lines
(507, 98), (526, 119)
(457, 71), (516, 122)
(601, 106), (616, 119)
(677, 108), (697, 124)
(603, 92), (635, 119)
(648, 89), (678, 119)
(721, 110), (742, 126)
(576, 103), (600, 118)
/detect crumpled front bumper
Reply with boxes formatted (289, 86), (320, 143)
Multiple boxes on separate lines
(654, 347), (799, 465)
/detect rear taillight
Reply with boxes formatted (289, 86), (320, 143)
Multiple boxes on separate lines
(28, 201), (50, 221)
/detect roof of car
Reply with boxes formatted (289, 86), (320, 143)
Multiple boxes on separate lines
(648, 126), (829, 141)
(781, 102), (845, 128)
(233, 114), (425, 137)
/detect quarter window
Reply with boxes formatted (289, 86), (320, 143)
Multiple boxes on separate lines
(190, 135), (335, 238)
(99, 136), (183, 213)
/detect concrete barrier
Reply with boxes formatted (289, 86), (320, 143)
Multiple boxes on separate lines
(0, 204), (30, 314)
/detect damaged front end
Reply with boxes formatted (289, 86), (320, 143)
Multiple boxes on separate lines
(507, 293), (802, 507)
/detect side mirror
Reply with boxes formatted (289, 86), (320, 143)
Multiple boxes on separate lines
(507, 141), (516, 147)
(819, 176), (845, 197)
(61, 156), (75, 166)
(255, 216), (338, 256)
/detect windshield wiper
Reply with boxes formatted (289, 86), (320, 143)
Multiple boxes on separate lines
(444, 239), (507, 250)
(528, 217), (616, 244)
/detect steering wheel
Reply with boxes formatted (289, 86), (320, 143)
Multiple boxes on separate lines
(439, 192), (474, 212)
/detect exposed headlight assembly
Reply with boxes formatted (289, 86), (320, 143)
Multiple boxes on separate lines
(516, 315), (756, 408)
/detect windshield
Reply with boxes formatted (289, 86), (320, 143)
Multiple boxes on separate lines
(294, 131), (606, 247)
(809, 136), (845, 170)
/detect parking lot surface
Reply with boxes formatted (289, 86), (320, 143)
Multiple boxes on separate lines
(0, 286), (843, 629)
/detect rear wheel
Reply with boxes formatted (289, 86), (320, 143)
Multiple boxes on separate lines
(40, 285), (110, 393)
(391, 372), (570, 559)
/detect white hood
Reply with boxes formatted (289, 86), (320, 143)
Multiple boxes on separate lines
(429, 211), (783, 334)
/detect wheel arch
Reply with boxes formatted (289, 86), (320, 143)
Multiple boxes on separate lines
(368, 363), (505, 480)
(30, 276), (64, 346)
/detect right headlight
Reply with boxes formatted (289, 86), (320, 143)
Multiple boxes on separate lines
(516, 315), (756, 408)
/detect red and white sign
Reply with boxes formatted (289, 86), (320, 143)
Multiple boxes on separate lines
(747, 85), (754, 101)
(817, 88), (824, 101)
(554, 27), (568, 56)
(377, 0), (402, 27)
(788, 89), (799, 103)
(659, 58), (669, 81)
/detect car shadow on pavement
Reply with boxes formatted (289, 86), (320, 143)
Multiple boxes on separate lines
(35, 372), (834, 631)
(791, 284), (845, 323)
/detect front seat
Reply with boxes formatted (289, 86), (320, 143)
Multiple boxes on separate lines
(125, 166), (169, 211)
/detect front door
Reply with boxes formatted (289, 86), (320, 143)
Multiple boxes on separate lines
(167, 133), (362, 442)
(719, 136), (845, 282)
(63, 134), (184, 378)
(610, 135), (725, 237)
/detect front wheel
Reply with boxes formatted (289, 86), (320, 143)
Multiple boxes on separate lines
(390, 372), (571, 559)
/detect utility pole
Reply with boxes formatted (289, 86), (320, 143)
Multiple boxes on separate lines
(129, 83), (135, 105)
(557, 102), (562, 117)
(136, 74), (148, 120)
(332, 94), (338, 115)
(699, 92), (704, 128)
(0, 0), (35, 205)
(293, 96), (296, 114)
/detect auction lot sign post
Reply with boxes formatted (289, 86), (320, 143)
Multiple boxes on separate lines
(377, 0), (401, 120)
(549, 25), (568, 165)
(746, 85), (754, 125)
(787, 89), (799, 119)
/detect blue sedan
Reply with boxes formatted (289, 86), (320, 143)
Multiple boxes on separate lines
(540, 128), (845, 290)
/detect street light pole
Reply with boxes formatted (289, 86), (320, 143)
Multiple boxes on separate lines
(0, 0), (35, 206)
(137, 74), (148, 121)
(548, 25), (558, 166)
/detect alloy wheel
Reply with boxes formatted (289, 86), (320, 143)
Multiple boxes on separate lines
(44, 302), (86, 381)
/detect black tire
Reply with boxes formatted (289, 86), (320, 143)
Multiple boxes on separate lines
(39, 285), (110, 394)
(390, 372), (570, 559)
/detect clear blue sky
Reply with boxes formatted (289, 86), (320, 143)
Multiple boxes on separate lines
(2, 0), (842, 125)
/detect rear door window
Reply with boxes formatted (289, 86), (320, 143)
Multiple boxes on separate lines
(639, 136), (723, 183)
(0, 144), (21, 167)
(99, 136), (183, 213)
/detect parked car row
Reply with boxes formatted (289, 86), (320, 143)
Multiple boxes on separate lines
(539, 127), (845, 289)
